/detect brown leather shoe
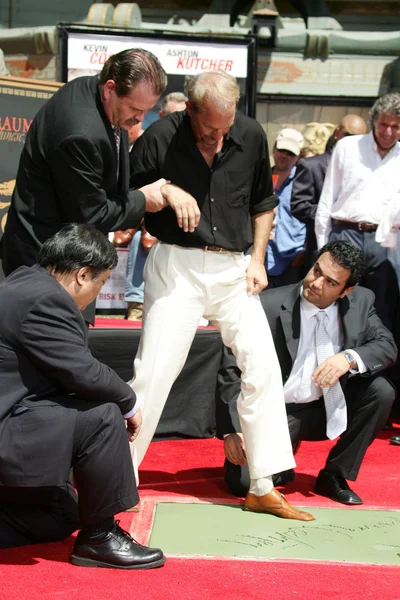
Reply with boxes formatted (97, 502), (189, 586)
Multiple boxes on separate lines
(244, 488), (315, 521)
(141, 227), (158, 250)
(113, 229), (136, 247)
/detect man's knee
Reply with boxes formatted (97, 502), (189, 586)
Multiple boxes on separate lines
(88, 402), (125, 431)
(366, 376), (396, 413)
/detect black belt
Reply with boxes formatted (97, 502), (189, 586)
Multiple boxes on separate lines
(333, 219), (378, 232)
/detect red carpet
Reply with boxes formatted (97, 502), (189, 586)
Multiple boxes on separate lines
(1, 426), (399, 600)
(92, 318), (215, 329)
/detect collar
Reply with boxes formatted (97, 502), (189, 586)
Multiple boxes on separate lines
(300, 286), (338, 321)
(224, 114), (244, 148)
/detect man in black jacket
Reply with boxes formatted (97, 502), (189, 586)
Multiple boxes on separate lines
(0, 49), (169, 323)
(0, 223), (165, 569)
(291, 115), (367, 267)
(216, 241), (396, 505)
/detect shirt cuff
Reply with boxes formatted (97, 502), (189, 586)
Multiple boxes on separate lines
(123, 402), (140, 419)
(346, 349), (367, 375)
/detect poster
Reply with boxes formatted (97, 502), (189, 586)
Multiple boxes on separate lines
(0, 77), (62, 236)
(0, 77), (62, 276)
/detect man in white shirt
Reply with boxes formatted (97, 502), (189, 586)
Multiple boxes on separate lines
(216, 241), (397, 505)
(314, 92), (400, 331)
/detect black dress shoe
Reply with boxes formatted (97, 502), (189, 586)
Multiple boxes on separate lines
(314, 469), (363, 505)
(390, 435), (400, 446)
(273, 469), (295, 487)
(71, 521), (165, 569)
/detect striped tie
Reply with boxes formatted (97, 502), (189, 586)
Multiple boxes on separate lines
(315, 311), (347, 440)
(113, 126), (121, 178)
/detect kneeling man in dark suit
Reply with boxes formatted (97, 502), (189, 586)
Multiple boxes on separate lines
(0, 223), (165, 569)
(216, 241), (397, 505)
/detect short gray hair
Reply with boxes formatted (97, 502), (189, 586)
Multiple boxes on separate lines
(369, 92), (400, 128)
(186, 71), (240, 113)
(160, 92), (188, 115)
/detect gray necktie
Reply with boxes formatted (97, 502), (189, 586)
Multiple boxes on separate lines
(113, 126), (121, 178)
(315, 311), (347, 440)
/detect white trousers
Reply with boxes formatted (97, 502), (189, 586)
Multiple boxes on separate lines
(129, 243), (295, 479)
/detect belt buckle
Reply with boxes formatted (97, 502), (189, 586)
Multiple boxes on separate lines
(358, 222), (366, 231)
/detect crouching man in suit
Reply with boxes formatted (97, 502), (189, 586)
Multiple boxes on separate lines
(216, 241), (397, 505)
(0, 223), (165, 569)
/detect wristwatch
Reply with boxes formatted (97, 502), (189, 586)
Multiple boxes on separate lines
(341, 351), (357, 370)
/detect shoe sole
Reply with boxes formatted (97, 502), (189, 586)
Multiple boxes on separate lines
(243, 506), (315, 521)
(70, 554), (166, 569)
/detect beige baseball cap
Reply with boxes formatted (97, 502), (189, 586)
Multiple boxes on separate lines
(275, 128), (304, 156)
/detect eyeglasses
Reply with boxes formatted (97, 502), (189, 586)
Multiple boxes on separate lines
(276, 148), (296, 157)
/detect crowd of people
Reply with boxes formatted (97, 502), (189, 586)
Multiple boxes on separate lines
(0, 48), (399, 571)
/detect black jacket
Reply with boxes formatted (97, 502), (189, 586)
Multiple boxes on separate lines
(291, 149), (332, 253)
(0, 265), (136, 486)
(1, 76), (145, 275)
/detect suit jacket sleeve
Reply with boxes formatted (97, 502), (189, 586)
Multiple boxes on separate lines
(291, 159), (318, 224)
(129, 133), (162, 188)
(349, 296), (398, 375)
(48, 134), (145, 232)
(20, 288), (136, 415)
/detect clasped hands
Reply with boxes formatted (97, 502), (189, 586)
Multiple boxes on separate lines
(143, 180), (200, 232)
(161, 183), (200, 232)
(312, 353), (350, 389)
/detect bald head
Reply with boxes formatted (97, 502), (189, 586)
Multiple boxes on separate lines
(334, 114), (367, 142)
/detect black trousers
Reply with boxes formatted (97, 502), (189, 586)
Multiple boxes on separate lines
(225, 376), (395, 497)
(0, 401), (138, 548)
(329, 225), (399, 331)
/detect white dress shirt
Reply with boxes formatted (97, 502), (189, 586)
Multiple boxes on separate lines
(284, 290), (366, 405)
(315, 132), (400, 249)
(375, 192), (400, 249)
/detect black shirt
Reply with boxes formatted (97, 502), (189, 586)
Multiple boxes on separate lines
(130, 110), (278, 252)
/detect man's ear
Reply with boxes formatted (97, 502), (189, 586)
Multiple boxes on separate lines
(76, 266), (91, 287)
(186, 101), (193, 117)
(102, 79), (116, 101)
(339, 285), (355, 299)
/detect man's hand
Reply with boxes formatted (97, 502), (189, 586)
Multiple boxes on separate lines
(126, 408), (143, 442)
(246, 258), (268, 296)
(224, 433), (247, 466)
(312, 353), (350, 388)
(140, 179), (169, 213)
(161, 183), (200, 232)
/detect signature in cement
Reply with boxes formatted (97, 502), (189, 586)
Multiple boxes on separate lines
(217, 518), (400, 551)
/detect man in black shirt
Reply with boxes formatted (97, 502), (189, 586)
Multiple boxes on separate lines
(129, 71), (314, 521)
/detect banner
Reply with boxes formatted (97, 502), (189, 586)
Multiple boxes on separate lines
(0, 77), (62, 240)
(66, 32), (249, 79)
